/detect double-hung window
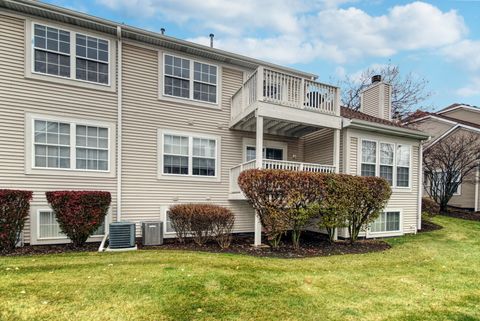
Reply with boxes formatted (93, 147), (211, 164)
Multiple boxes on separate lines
(75, 34), (109, 84)
(360, 140), (411, 188)
(31, 115), (111, 173)
(380, 143), (394, 185)
(33, 24), (71, 77)
(32, 23), (110, 85)
(361, 140), (376, 177)
(163, 54), (218, 104)
(370, 211), (401, 233)
(396, 145), (411, 187)
(161, 131), (218, 178)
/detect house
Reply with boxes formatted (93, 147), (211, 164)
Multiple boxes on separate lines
(405, 104), (480, 212)
(0, 0), (429, 246)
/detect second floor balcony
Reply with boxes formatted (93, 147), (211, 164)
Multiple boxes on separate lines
(230, 66), (342, 134)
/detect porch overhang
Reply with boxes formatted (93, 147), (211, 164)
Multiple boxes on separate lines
(230, 102), (342, 137)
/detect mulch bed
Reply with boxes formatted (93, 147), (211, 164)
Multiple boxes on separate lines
(139, 232), (390, 258)
(2, 242), (101, 257)
(419, 219), (443, 233)
(443, 208), (480, 222)
(2, 232), (390, 258)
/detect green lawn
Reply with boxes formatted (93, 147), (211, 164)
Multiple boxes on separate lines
(1, 216), (479, 321)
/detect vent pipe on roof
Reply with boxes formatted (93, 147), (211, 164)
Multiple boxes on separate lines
(209, 33), (214, 48)
(160, 28), (165, 35)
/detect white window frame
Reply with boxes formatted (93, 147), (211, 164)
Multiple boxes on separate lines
(242, 138), (288, 162)
(157, 129), (221, 181)
(367, 209), (403, 237)
(379, 142), (395, 186)
(25, 113), (116, 177)
(359, 138), (412, 190)
(31, 207), (108, 245)
(26, 20), (115, 91)
(361, 139), (377, 177)
(161, 206), (177, 237)
(159, 52), (220, 108)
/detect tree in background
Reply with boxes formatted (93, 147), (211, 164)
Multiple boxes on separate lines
(337, 63), (431, 119)
(423, 131), (480, 213)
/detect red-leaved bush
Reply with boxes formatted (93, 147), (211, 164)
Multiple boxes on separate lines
(238, 170), (326, 247)
(238, 169), (392, 246)
(169, 204), (235, 248)
(0, 189), (33, 253)
(46, 191), (111, 247)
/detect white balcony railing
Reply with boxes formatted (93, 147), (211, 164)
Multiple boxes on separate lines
(229, 159), (336, 194)
(231, 66), (340, 121)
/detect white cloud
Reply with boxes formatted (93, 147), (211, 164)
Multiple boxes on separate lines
(456, 77), (480, 97)
(442, 40), (480, 71)
(98, 0), (467, 64)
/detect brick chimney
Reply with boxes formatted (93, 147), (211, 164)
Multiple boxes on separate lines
(360, 75), (392, 121)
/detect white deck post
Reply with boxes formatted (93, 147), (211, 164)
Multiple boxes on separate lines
(254, 115), (264, 246)
(333, 129), (341, 174)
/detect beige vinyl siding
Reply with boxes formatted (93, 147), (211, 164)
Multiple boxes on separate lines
(0, 14), (118, 244)
(448, 170), (476, 209)
(411, 118), (454, 142)
(345, 129), (421, 236)
(383, 84), (391, 120)
(441, 108), (480, 125)
(361, 84), (380, 118)
(121, 43), (263, 236)
(302, 128), (334, 165)
(348, 136), (358, 175)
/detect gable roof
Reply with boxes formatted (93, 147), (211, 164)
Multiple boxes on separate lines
(0, 0), (317, 80)
(437, 103), (480, 115)
(405, 110), (480, 130)
(340, 107), (429, 140)
(340, 107), (403, 128)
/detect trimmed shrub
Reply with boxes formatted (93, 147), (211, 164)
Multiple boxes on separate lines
(46, 191), (111, 247)
(168, 204), (235, 247)
(345, 176), (392, 243)
(422, 197), (440, 218)
(0, 190), (33, 253)
(238, 169), (392, 246)
(238, 169), (325, 248)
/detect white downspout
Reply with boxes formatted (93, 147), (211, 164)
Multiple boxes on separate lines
(101, 26), (122, 252)
(417, 142), (424, 231)
(116, 25), (123, 223)
(475, 165), (479, 212)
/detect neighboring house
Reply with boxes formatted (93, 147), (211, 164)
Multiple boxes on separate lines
(0, 0), (428, 246)
(405, 104), (480, 212)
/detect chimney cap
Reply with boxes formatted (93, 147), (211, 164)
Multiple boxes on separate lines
(372, 75), (382, 83)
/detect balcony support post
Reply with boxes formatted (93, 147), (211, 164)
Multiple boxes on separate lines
(256, 66), (264, 102)
(333, 128), (341, 174)
(254, 115), (264, 246)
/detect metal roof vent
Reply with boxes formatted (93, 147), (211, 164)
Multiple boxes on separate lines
(209, 33), (214, 48)
(107, 222), (136, 251)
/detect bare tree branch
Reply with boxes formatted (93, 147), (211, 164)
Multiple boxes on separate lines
(423, 131), (480, 212)
(335, 62), (432, 119)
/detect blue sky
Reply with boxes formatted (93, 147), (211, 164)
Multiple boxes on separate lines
(43, 0), (480, 111)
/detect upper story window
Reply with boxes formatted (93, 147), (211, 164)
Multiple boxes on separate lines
(361, 140), (412, 188)
(32, 23), (110, 85)
(34, 25), (71, 77)
(163, 54), (218, 104)
(28, 114), (113, 174)
(159, 130), (219, 179)
(75, 34), (109, 84)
